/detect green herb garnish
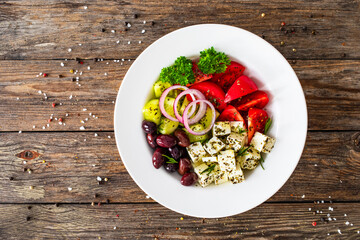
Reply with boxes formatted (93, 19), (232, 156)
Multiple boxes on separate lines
(162, 155), (178, 164)
(259, 154), (265, 170)
(159, 56), (195, 86)
(237, 146), (250, 157)
(238, 128), (248, 134)
(200, 164), (216, 175)
(264, 118), (272, 134)
(197, 47), (231, 74)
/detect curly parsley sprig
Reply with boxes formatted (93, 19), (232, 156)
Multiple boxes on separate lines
(159, 56), (195, 86)
(197, 47), (231, 74)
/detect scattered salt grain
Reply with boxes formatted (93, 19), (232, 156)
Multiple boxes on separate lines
(301, 195), (305, 198)
(344, 214), (347, 216)
(108, 136), (111, 139)
(59, 103), (62, 106)
(66, 113), (69, 117)
(116, 40), (120, 44)
(47, 124), (49, 127)
(18, 131), (22, 134)
(94, 133), (98, 137)
(89, 113), (92, 116)
(80, 126), (85, 130)
(345, 221), (349, 225)
(38, 90), (42, 94)
(85, 118), (88, 121)
(68, 48), (72, 52)
(16, 97), (19, 100)
(127, 23), (131, 28)
(329, 207), (334, 211)
(33, 125), (36, 129)
(329, 196), (332, 198)
(23, 161), (27, 164)
(84, 139), (86, 142)
(337, 229), (342, 234)
(141, 29), (146, 34)
(104, 73), (108, 76)
(138, 41), (142, 44)
(314, 164), (317, 166)
(78, 43), (82, 46)
(146, 195), (150, 199)
(84, 6), (87, 9)
(321, 200), (324, 203)
(308, 208), (311, 211)
(97, 176), (102, 181)
(69, 95), (73, 99)
(143, 20), (146, 24)
(80, 120), (85, 124)
(42, 126), (45, 129)
(60, 62), (64, 67)
(83, 108), (87, 111)
(127, 41), (131, 44)
(68, 187), (72, 191)
(111, 30), (115, 33)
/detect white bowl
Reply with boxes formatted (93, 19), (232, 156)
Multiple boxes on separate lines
(114, 24), (307, 218)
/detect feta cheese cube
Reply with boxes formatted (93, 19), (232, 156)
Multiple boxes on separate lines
(250, 132), (276, 153)
(202, 156), (218, 163)
(213, 165), (229, 185)
(228, 162), (245, 184)
(186, 142), (207, 163)
(212, 121), (231, 136)
(226, 132), (247, 152)
(194, 163), (215, 187)
(237, 147), (261, 170)
(230, 121), (246, 133)
(217, 150), (236, 172)
(203, 136), (225, 155)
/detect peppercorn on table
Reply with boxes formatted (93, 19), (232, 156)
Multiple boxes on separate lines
(0, 0), (359, 239)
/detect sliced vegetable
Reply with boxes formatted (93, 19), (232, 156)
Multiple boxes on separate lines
(217, 105), (244, 122)
(232, 90), (269, 111)
(224, 75), (258, 103)
(211, 61), (245, 91)
(183, 99), (216, 136)
(143, 99), (161, 125)
(198, 107), (219, 129)
(248, 108), (269, 142)
(197, 47), (231, 74)
(182, 124), (210, 143)
(158, 116), (179, 135)
(173, 89), (206, 124)
(189, 81), (227, 111)
(153, 81), (172, 98)
(187, 62), (213, 86)
(159, 85), (192, 122)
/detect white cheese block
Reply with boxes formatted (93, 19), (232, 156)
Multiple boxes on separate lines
(186, 142), (207, 163)
(194, 163), (215, 187)
(250, 132), (276, 153)
(230, 121), (246, 133)
(228, 162), (245, 184)
(203, 136), (226, 155)
(213, 165), (229, 185)
(217, 150), (236, 172)
(237, 147), (261, 170)
(202, 156), (218, 163)
(226, 132), (247, 152)
(212, 121), (231, 136)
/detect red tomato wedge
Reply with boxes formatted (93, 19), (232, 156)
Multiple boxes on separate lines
(186, 62), (213, 87)
(218, 105), (245, 122)
(224, 75), (258, 103)
(248, 108), (269, 142)
(188, 81), (227, 112)
(211, 61), (245, 91)
(232, 90), (269, 111)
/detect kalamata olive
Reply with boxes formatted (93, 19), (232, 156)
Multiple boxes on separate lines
(142, 120), (157, 134)
(168, 146), (181, 160)
(146, 132), (158, 148)
(178, 147), (188, 158)
(156, 134), (177, 148)
(181, 172), (198, 186)
(164, 162), (178, 172)
(178, 157), (192, 175)
(174, 129), (190, 147)
(152, 148), (167, 169)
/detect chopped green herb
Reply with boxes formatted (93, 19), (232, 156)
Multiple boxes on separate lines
(259, 154), (265, 170)
(237, 146), (250, 157)
(159, 56), (195, 86)
(238, 128), (248, 134)
(264, 118), (272, 134)
(162, 155), (178, 164)
(200, 164), (216, 175)
(197, 47), (231, 74)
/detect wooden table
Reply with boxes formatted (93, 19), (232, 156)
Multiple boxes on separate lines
(0, 0), (359, 239)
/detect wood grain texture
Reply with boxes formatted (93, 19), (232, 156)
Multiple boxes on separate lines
(0, 203), (359, 239)
(0, 131), (359, 203)
(0, 0), (358, 60)
(0, 60), (359, 132)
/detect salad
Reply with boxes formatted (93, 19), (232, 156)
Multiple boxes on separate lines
(142, 47), (275, 187)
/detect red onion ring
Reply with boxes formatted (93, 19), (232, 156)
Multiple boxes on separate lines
(173, 89), (206, 124)
(183, 99), (216, 136)
(159, 85), (193, 122)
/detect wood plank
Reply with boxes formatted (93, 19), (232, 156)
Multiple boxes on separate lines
(0, 60), (359, 131)
(0, 203), (359, 239)
(0, 0), (358, 60)
(0, 131), (359, 203)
